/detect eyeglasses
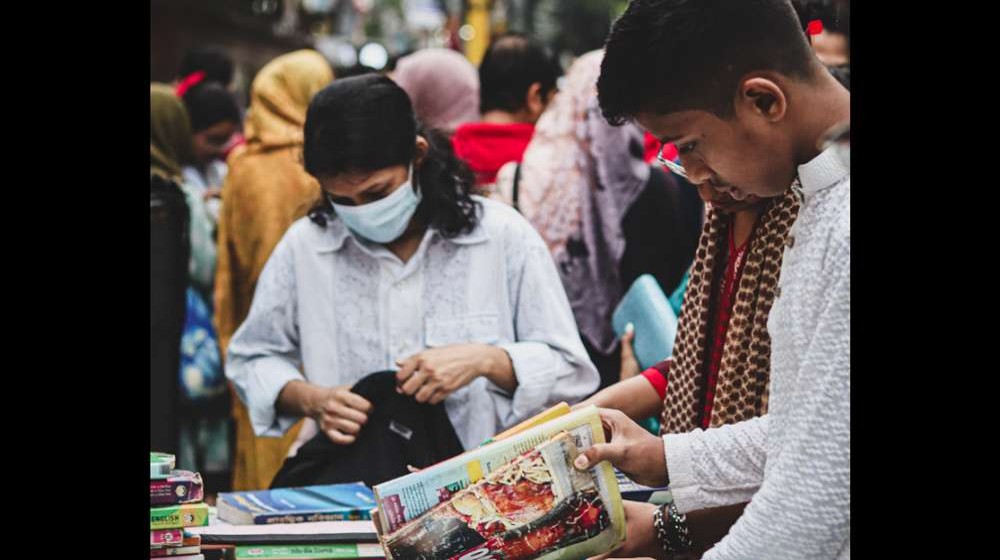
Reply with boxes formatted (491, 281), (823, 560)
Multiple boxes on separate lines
(656, 144), (689, 181)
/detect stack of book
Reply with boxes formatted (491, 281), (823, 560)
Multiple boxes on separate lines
(151, 452), (209, 559)
(186, 483), (383, 560)
(169, 403), (663, 560)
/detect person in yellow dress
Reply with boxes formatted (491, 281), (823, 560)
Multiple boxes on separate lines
(214, 50), (334, 491)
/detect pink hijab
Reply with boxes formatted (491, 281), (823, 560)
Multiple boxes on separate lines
(392, 48), (480, 134)
(495, 51), (650, 355)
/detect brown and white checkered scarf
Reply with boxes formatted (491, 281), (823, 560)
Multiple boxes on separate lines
(661, 189), (800, 434)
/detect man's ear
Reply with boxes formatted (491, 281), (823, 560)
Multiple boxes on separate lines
(737, 77), (787, 123)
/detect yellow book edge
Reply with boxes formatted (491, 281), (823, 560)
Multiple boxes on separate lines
(482, 402), (572, 446)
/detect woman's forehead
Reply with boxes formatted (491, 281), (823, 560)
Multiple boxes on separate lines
(322, 166), (405, 194)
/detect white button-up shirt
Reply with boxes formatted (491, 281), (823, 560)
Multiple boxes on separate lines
(226, 196), (599, 450)
(662, 147), (850, 559)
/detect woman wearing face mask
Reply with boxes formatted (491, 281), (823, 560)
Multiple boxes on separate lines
(225, 74), (599, 460)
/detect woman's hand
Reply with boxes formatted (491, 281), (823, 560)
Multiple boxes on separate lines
(619, 323), (641, 381)
(396, 343), (514, 404)
(308, 384), (374, 445)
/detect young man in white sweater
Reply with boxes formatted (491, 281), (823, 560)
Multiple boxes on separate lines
(576, 1), (850, 558)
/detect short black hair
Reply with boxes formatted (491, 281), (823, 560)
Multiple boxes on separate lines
(479, 33), (561, 114)
(598, 0), (820, 124)
(181, 83), (241, 132)
(303, 74), (479, 238)
(179, 45), (234, 87)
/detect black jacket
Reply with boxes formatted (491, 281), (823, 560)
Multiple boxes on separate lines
(270, 371), (465, 488)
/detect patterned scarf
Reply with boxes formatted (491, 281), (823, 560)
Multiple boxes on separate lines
(496, 51), (649, 355)
(661, 189), (800, 433)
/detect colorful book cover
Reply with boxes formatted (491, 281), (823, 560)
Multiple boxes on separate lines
(373, 406), (621, 535)
(152, 502), (212, 530)
(218, 483), (376, 525)
(235, 544), (384, 559)
(187, 520), (378, 545)
(152, 452), (177, 480)
(382, 432), (624, 560)
(152, 528), (185, 546)
(151, 545), (203, 557)
(152, 470), (206, 505)
(149, 555), (204, 560)
(153, 535), (202, 550)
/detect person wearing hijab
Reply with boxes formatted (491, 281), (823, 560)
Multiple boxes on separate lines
(151, 84), (217, 292)
(494, 51), (703, 388)
(213, 50), (334, 491)
(151, 84), (195, 181)
(148, 83), (218, 299)
(150, 84), (194, 455)
(390, 48), (479, 135)
(152, 83), (230, 484)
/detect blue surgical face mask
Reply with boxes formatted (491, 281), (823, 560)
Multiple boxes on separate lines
(329, 166), (422, 244)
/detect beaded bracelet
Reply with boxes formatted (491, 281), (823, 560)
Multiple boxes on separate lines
(652, 501), (694, 554)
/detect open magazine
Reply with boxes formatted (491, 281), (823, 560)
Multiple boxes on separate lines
(373, 406), (625, 560)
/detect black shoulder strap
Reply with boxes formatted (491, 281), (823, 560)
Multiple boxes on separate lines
(512, 163), (522, 212)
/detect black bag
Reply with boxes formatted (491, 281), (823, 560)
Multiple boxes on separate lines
(150, 174), (190, 454)
(270, 371), (465, 489)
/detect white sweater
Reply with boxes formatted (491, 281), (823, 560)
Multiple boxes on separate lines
(662, 146), (850, 559)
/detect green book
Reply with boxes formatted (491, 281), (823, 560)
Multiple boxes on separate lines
(235, 544), (384, 559)
(151, 452), (176, 479)
(150, 502), (211, 530)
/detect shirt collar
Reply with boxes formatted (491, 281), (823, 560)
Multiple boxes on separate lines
(797, 145), (850, 196)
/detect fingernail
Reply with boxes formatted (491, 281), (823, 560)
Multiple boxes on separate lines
(574, 455), (589, 469)
(625, 322), (634, 334)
